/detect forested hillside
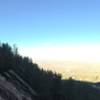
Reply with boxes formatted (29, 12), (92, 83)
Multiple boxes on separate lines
(0, 43), (100, 100)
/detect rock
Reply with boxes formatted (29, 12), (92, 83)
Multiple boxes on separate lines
(0, 74), (35, 100)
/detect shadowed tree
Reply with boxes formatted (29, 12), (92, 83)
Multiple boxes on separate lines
(0, 43), (14, 73)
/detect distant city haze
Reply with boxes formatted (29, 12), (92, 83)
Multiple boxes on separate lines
(19, 45), (100, 82)
(19, 44), (100, 63)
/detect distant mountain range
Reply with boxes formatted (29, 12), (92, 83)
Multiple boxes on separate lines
(38, 61), (100, 82)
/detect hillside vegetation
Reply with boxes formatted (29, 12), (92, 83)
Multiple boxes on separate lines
(0, 43), (100, 100)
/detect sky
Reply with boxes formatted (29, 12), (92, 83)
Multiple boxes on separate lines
(0, 0), (100, 63)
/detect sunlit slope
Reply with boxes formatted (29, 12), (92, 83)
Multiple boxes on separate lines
(38, 61), (100, 82)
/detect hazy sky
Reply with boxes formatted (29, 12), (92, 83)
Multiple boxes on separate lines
(0, 0), (100, 62)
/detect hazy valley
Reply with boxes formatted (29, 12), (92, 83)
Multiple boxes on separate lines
(38, 61), (100, 82)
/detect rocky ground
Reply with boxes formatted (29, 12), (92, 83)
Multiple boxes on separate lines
(0, 71), (36, 100)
